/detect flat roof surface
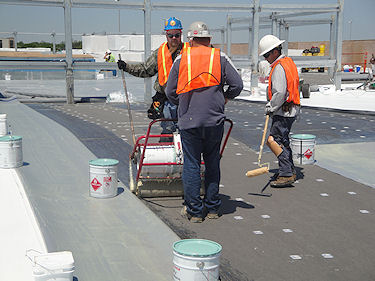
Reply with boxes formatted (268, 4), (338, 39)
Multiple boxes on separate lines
(25, 98), (375, 281)
(1, 72), (374, 280)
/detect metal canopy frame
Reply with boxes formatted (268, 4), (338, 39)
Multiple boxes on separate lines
(226, 0), (344, 89)
(0, 0), (344, 102)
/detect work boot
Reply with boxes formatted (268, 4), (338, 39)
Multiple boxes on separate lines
(181, 206), (203, 223)
(270, 175), (296, 188)
(273, 170), (297, 181)
(206, 213), (220, 219)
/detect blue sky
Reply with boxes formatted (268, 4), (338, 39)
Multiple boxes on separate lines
(0, 0), (374, 44)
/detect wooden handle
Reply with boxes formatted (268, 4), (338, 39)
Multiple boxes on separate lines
(258, 115), (269, 164)
(119, 54), (136, 145)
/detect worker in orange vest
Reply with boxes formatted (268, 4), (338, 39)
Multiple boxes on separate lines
(117, 17), (188, 142)
(259, 34), (301, 188)
(166, 21), (243, 222)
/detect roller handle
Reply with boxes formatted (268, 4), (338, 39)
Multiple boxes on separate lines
(258, 115), (269, 165)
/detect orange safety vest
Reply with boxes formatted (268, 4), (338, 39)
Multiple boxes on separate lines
(268, 57), (300, 105)
(158, 42), (188, 86)
(176, 46), (221, 94)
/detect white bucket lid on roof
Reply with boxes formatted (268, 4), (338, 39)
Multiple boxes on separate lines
(33, 251), (74, 271)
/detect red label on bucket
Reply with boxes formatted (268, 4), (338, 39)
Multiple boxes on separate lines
(104, 176), (112, 187)
(304, 149), (313, 159)
(91, 178), (102, 191)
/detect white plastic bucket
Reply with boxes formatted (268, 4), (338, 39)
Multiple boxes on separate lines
(0, 114), (8, 136)
(290, 134), (316, 165)
(173, 239), (222, 281)
(89, 158), (119, 198)
(0, 135), (23, 168)
(32, 251), (75, 281)
(5, 73), (11, 80)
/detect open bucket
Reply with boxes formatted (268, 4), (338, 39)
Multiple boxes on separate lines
(290, 134), (316, 165)
(173, 239), (222, 281)
(89, 158), (119, 198)
(0, 114), (7, 136)
(0, 135), (23, 168)
(30, 251), (75, 281)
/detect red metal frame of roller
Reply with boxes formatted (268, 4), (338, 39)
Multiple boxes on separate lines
(130, 118), (233, 182)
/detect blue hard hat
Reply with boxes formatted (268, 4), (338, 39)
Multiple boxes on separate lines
(164, 17), (183, 31)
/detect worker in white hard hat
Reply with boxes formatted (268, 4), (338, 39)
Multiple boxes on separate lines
(117, 17), (188, 142)
(104, 49), (115, 62)
(166, 21), (243, 222)
(259, 34), (300, 188)
(104, 50), (116, 76)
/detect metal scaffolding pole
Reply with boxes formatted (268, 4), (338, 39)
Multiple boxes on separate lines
(51, 32), (56, 54)
(278, 21), (283, 40)
(334, 0), (344, 90)
(64, 0), (74, 104)
(227, 14), (232, 57)
(251, 0), (260, 88)
(271, 12), (277, 35)
(248, 26), (252, 59)
(13, 32), (18, 51)
(329, 15), (336, 78)
(144, 0), (152, 102)
(284, 24), (289, 56)
(221, 29), (225, 51)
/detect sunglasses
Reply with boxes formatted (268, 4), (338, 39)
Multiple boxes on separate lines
(167, 33), (181, 39)
(263, 51), (271, 59)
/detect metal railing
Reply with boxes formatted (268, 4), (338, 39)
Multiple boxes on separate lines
(0, 0), (345, 102)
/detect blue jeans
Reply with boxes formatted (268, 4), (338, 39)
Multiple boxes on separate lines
(161, 100), (177, 134)
(269, 115), (296, 177)
(180, 123), (224, 218)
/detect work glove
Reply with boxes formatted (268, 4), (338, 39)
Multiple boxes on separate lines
(147, 92), (166, 120)
(117, 60), (126, 70)
(147, 101), (164, 119)
(265, 102), (272, 116)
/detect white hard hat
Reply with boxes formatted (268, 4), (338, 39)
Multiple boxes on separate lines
(258, 35), (285, 56)
(106, 49), (111, 54)
(187, 21), (212, 39)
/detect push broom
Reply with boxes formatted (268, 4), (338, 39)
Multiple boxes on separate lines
(246, 115), (270, 177)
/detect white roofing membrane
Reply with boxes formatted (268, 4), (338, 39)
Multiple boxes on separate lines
(0, 169), (47, 281)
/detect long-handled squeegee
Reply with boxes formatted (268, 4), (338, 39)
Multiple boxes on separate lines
(246, 115), (270, 177)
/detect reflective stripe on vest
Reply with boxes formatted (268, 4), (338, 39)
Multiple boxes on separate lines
(268, 56), (300, 105)
(176, 46), (221, 94)
(158, 42), (188, 86)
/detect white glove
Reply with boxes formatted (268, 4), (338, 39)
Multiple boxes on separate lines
(265, 102), (272, 115)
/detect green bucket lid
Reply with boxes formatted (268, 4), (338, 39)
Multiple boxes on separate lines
(0, 135), (22, 141)
(89, 158), (119, 166)
(173, 239), (222, 257)
(291, 134), (316, 140)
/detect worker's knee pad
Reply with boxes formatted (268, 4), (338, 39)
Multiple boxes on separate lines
(266, 136), (283, 157)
